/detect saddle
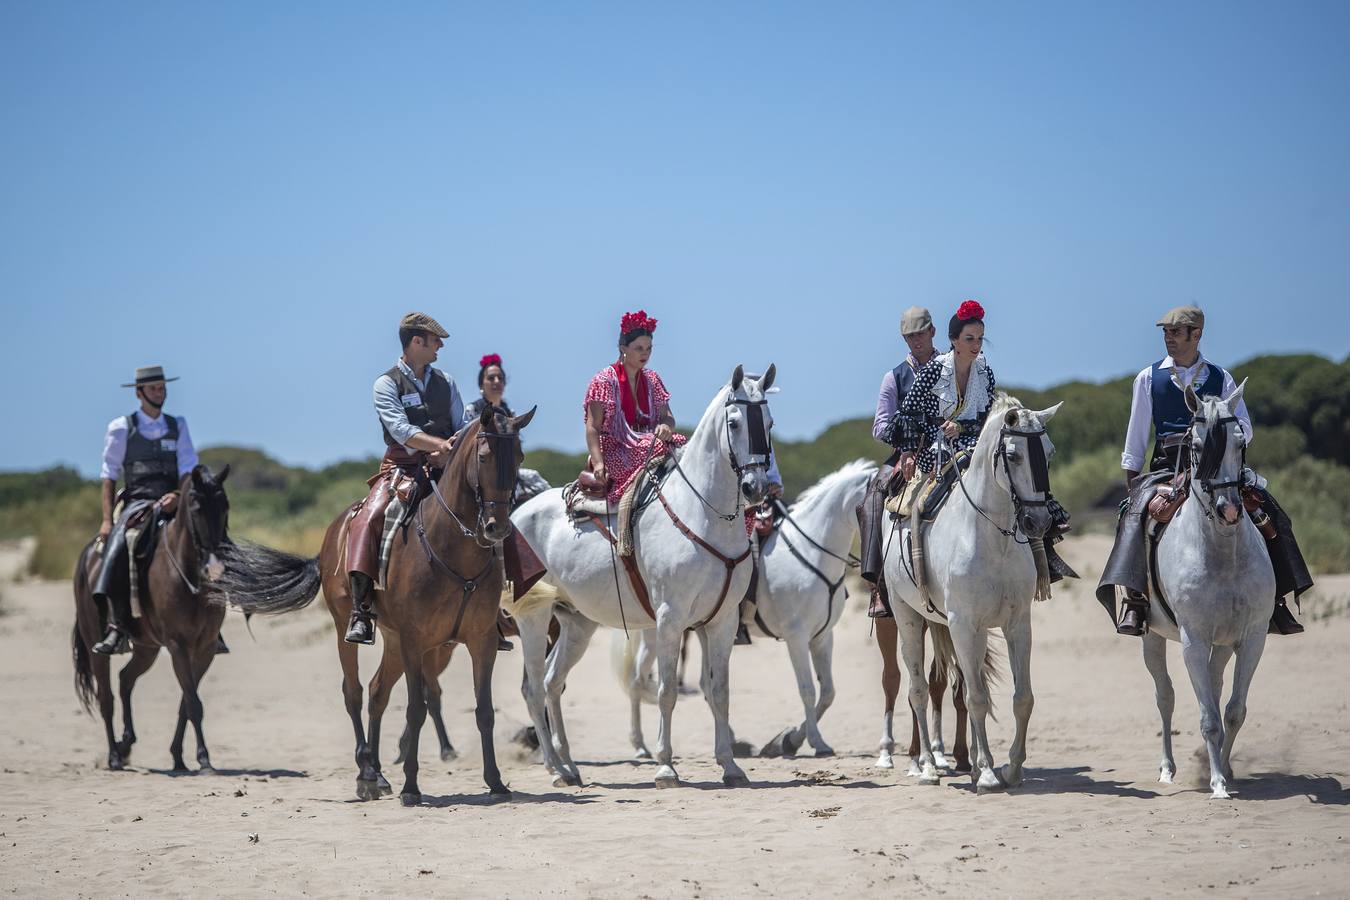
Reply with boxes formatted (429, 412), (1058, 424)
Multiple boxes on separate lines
(565, 455), (673, 556)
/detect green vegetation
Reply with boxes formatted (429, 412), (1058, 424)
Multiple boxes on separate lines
(3, 353), (1347, 578)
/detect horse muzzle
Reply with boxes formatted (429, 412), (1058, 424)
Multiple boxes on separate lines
(1214, 495), (1242, 527)
(204, 552), (225, 583)
(1018, 508), (1053, 539)
(481, 516), (513, 545)
(740, 470), (769, 506)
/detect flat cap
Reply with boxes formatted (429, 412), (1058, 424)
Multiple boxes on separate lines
(399, 311), (449, 338)
(1156, 306), (1204, 329)
(900, 306), (933, 335)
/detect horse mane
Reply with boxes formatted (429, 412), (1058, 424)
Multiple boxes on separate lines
(789, 458), (876, 513)
(976, 392), (1024, 451)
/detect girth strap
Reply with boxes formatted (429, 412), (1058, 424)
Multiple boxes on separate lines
(778, 532), (846, 640)
(414, 502), (496, 644)
(587, 514), (657, 622)
(656, 489), (752, 630)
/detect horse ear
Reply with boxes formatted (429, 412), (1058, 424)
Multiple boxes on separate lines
(1004, 409), (1020, 427)
(479, 402), (495, 428)
(191, 465), (205, 487)
(760, 364), (776, 393)
(730, 365), (744, 392)
(512, 405), (538, 430)
(1224, 378), (1247, 414)
(1033, 401), (1063, 425)
(1184, 383), (1201, 414)
(217, 463), (231, 485)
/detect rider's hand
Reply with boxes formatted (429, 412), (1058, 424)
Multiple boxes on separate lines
(593, 464), (608, 484)
(941, 420), (960, 440)
(900, 451), (917, 481)
(97, 519), (112, 543)
(156, 492), (179, 514)
(768, 482), (784, 499)
(427, 449), (449, 468)
(654, 423), (674, 443)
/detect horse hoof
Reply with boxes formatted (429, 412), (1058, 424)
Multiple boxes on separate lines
(813, 747), (836, 759)
(905, 759), (923, 777)
(171, 762), (189, 774)
(654, 766), (680, 789)
(918, 765), (941, 786)
(440, 748), (458, 763)
(198, 765), (216, 776)
(932, 751), (950, 769)
(999, 764), (1023, 789)
(633, 747), (652, 761)
(400, 792), (422, 807)
(552, 772), (581, 788)
(355, 779), (382, 802)
(377, 774), (393, 795)
(874, 754), (894, 770)
(975, 770), (1007, 794)
(723, 771), (750, 788)
(1159, 770), (1175, 785)
(953, 761), (973, 775)
(1210, 788), (1231, 800)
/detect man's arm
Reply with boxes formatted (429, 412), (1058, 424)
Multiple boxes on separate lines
(99, 479), (116, 540)
(98, 418), (127, 539)
(174, 415), (199, 476)
(373, 374), (451, 454)
(872, 370), (898, 443)
(1120, 367), (1152, 485)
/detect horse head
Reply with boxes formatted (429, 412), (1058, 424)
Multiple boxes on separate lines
(472, 403), (537, 544)
(187, 464), (231, 580)
(724, 363), (776, 505)
(1185, 378), (1248, 527)
(996, 402), (1062, 538)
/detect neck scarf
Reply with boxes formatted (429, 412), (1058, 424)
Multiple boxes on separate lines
(612, 362), (652, 430)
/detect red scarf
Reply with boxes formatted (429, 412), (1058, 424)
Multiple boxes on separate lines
(612, 363), (652, 430)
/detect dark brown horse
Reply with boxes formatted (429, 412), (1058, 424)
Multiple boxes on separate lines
(219, 404), (533, 805)
(73, 465), (235, 772)
(874, 615), (972, 773)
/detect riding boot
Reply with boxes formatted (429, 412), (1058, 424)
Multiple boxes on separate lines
(867, 574), (893, 619)
(344, 573), (377, 645)
(91, 591), (131, 655)
(496, 610), (516, 651)
(857, 473), (888, 584)
(1268, 597), (1304, 635)
(215, 633), (230, 654)
(735, 597), (754, 645)
(1116, 590), (1149, 636)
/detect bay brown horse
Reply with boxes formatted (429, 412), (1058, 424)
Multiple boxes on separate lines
(221, 404), (533, 805)
(73, 465), (236, 772)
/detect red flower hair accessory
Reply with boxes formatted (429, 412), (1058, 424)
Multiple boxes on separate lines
(620, 310), (658, 336)
(479, 353), (502, 369)
(957, 299), (985, 321)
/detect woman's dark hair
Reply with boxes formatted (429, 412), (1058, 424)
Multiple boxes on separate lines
(619, 328), (652, 347)
(948, 314), (984, 342)
(477, 353), (504, 388)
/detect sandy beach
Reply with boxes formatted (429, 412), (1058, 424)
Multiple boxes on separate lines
(1, 534), (1347, 898)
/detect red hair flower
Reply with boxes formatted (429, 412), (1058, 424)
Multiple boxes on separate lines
(957, 299), (985, 321)
(620, 310), (658, 335)
(479, 353), (502, 369)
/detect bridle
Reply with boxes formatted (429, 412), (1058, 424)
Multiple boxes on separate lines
(953, 424), (1055, 542)
(1186, 411), (1244, 521)
(428, 423), (521, 549)
(670, 392), (773, 522)
(165, 480), (228, 595)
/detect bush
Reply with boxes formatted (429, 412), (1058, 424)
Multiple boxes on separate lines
(1264, 457), (1350, 574)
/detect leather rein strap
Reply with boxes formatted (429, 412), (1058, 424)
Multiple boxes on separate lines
(414, 500), (496, 644)
(589, 488), (752, 630)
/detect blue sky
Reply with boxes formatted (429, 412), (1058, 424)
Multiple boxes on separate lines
(3, 1), (1348, 476)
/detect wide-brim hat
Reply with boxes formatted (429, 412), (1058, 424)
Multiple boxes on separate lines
(121, 365), (179, 388)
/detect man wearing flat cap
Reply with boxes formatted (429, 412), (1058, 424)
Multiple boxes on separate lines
(1097, 306), (1310, 638)
(856, 305), (938, 619)
(342, 313), (465, 644)
(93, 366), (216, 653)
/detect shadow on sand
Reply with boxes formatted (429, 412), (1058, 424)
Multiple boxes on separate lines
(1235, 772), (1349, 805)
(144, 767), (308, 779)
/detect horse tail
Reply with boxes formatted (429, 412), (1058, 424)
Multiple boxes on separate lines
(610, 630), (658, 704)
(929, 622), (1002, 722)
(207, 539), (322, 615)
(72, 624), (95, 714)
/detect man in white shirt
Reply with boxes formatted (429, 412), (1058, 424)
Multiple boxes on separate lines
(92, 366), (211, 654)
(1097, 307), (1307, 637)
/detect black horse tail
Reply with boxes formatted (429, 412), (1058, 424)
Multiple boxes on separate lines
(929, 621), (1003, 722)
(207, 539), (322, 615)
(73, 624), (95, 714)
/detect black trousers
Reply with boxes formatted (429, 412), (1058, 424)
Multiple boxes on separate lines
(92, 500), (154, 628)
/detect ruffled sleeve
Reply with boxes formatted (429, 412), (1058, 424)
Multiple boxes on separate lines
(646, 369), (672, 418)
(584, 368), (616, 430)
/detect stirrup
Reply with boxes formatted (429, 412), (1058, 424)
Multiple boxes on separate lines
(344, 608), (376, 645)
(93, 626), (131, 655)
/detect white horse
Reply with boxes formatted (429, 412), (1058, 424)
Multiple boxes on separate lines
(1142, 380), (1274, 799)
(509, 365), (775, 788)
(620, 459), (876, 760)
(881, 395), (1062, 793)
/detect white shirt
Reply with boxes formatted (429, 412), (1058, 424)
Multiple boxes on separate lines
(373, 358), (464, 449)
(100, 409), (199, 482)
(1121, 354), (1253, 472)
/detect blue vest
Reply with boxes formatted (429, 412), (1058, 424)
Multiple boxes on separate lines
(1150, 358), (1226, 467)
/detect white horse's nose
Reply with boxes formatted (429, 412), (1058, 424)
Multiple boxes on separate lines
(1216, 496), (1242, 526)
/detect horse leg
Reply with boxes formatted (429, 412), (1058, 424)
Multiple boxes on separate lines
(652, 611), (686, 788)
(187, 649), (218, 771)
(629, 631), (653, 759)
(928, 650), (949, 767)
(807, 629), (837, 756)
(396, 640), (428, 806)
(166, 645), (208, 773)
(697, 615), (748, 787)
(896, 604), (939, 784)
(332, 629), (378, 800)
(999, 609), (1034, 789)
(467, 630), (510, 797)
(513, 604), (572, 785)
(1206, 643), (1235, 780)
(874, 615), (901, 769)
(397, 644), (456, 765)
(542, 610), (597, 785)
(1221, 626), (1268, 785)
(950, 673), (972, 774)
(949, 620), (1000, 793)
(365, 641), (405, 798)
(113, 644), (158, 762)
(1141, 632), (1177, 783)
(1179, 635), (1230, 799)
(92, 650), (123, 771)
